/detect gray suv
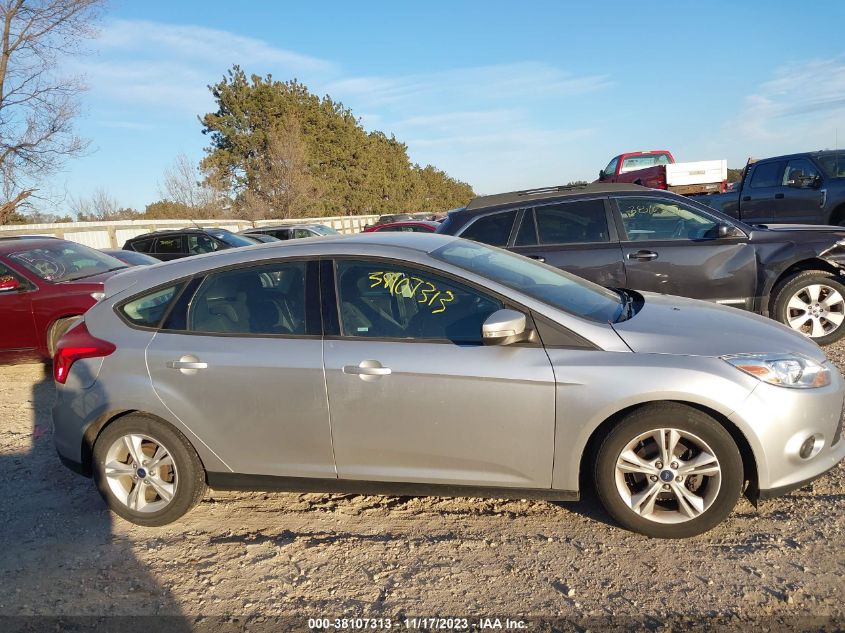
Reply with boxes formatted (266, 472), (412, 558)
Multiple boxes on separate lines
(52, 233), (845, 538)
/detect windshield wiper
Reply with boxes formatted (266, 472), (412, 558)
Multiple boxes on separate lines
(64, 265), (128, 281)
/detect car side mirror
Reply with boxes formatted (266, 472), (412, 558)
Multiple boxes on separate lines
(717, 223), (739, 238)
(599, 169), (606, 180)
(0, 276), (21, 292)
(482, 309), (531, 345)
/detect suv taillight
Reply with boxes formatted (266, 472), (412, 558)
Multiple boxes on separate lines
(53, 321), (116, 384)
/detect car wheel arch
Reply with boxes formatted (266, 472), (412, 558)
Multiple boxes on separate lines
(577, 400), (758, 501)
(81, 410), (212, 479)
(764, 258), (843, 311)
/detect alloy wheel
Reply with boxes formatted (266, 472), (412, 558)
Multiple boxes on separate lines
(786, 284), (845, 338)
(103, 433), (178, 513)
(614, 428), (722, 524)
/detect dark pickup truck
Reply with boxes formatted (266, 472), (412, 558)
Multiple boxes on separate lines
(693, 150), (845, 226)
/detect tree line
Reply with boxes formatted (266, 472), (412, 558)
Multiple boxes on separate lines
(0, 2), (475, 225)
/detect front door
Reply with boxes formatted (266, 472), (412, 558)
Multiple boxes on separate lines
(614, 196), (757, 306)
(145, 259), (335, 478)
(509, 198), (627, 288)
(323, 259), (556, 488)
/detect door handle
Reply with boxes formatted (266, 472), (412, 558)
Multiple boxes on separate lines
(166, 355), (208, 375)
(774, 193), (784, 199)
(627, 250), (658, 261)
(343, 360), (392, 379)
(742, 196), (751, 201)
(167, 361), (208, 369)
(527, 255), (546, 263)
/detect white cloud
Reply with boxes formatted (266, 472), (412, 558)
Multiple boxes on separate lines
(78, 19), (335, 115)
(326, 62), (610, 107)
(725, 58), (845, 150)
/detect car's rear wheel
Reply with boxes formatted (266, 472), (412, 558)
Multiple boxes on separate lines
(93, 415), (206, 526)
(594, 403), (743, 538)
(771, 270), (845, 345)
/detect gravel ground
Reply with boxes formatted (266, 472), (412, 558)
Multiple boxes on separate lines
(1, 348), (844, 632)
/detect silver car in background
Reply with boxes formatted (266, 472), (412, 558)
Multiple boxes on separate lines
(52, 233), (845, 538)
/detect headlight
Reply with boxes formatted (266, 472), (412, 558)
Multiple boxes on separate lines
(722, 353), (831, 389)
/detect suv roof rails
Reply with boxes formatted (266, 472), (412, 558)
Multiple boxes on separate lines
(515, 184), (589, 197)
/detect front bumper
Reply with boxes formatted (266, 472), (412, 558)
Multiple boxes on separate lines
(729, 365), (845, 496)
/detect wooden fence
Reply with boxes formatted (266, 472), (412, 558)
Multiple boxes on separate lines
(0, 215), (380, 249)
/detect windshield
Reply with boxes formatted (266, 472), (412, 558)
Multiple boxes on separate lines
(207, 230), (255, 247)
(310, 225), (339, 235)
(431, 240), (623, 323)
(814, 152), (845, 178)
(9, 243), (127, 282)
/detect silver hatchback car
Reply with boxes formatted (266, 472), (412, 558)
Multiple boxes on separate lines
(52, 233), (845, 538)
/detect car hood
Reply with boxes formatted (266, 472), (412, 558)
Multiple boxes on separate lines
(611, 292), (827, 363)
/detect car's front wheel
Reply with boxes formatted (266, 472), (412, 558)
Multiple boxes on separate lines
(594, 403), (743, 538)
(93, 415), (206, 526)
(771, 270), (845, 345)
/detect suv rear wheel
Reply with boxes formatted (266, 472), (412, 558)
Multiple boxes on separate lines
(93, 415), (206, 526)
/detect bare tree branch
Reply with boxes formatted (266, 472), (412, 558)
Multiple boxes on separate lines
(0, 0), (105, 223)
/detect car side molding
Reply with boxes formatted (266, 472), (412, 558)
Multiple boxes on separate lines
(206, 472), (579, 502)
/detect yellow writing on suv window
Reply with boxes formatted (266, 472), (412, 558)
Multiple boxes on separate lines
(367, 271), (455, 314)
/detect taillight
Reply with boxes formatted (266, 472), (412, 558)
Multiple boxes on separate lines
(53, 321), (116, 384)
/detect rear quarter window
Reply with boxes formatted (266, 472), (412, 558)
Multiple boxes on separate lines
(459, 210), (517, 247)
(119, 285), (180, 328)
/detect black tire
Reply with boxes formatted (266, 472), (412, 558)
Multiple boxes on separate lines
(93, 414), (206, 526)
(47, 316), (81, 358)
(771, 270), (845, 346)
(594, 403), (743, 538)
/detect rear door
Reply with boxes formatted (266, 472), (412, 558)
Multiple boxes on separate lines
(614, 195), (757, 306)
(0, 260), (38, 355)
(509, 198), (626, 288)
(740, 160), (787, 223)
(777, 158), (826, 224)
(145, 259), (335, 478)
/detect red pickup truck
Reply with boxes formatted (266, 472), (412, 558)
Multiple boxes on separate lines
(598, 150), (727, 195)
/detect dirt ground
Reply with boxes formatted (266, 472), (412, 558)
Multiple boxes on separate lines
(1, 346), (844, 632)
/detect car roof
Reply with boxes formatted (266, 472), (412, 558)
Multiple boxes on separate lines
(0, 236), (68, 254)
(128, 227), (225, 240)
(244, 224), (327, 231)
(377, 220), (439, 228)
(465, 182), (647, 212)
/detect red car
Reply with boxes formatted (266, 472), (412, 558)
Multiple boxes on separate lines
(0, 237), (129, 363)
(362, 220), (439, 233)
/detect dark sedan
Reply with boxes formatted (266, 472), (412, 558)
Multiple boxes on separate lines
(438, 182), (845, 344)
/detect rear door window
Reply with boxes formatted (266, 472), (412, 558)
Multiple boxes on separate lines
(459, 210), (517, 247)
(535, 199), (609, 244)
(131, 238), (156, 253)
(154, 236), (185, 254)
(188, 262), (309, 335)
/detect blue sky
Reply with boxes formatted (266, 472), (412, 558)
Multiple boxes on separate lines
(51, 0), (845, 212)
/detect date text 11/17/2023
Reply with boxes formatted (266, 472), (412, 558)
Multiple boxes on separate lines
(307, 617), (529, 630)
